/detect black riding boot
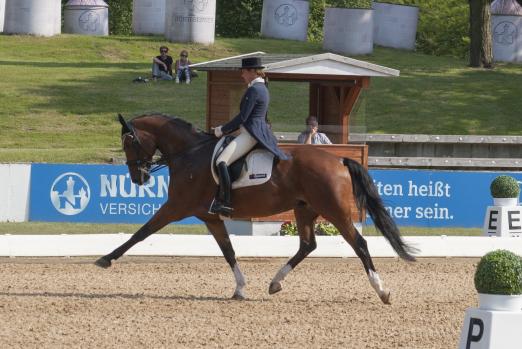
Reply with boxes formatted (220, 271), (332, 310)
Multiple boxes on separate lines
(209, 161), (233, 216)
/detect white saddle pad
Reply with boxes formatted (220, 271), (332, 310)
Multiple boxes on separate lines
(211, 137), (274, 189)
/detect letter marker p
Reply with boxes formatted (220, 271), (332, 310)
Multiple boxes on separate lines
(466, 317), (484, 349)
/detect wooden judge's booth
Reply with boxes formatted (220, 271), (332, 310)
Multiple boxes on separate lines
(191, 52), (399, 226)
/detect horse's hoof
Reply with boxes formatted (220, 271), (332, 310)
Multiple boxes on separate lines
(268, 281), (282, 295)
(231, 292), (245, 300)
(380, 290), (391, 305)
(94, 256), (112, 269)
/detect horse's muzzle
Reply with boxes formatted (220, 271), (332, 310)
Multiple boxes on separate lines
(128, 165), (151, 185)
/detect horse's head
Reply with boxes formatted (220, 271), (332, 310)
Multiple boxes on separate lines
(118, 114), (157, 185)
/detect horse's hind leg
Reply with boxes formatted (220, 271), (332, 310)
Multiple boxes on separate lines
(334, 219), (391, 304)
(269, 205), (318, 295)
(205, 219), (246, 300)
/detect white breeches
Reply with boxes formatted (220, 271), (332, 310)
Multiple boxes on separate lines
(217, 126), (258, 165)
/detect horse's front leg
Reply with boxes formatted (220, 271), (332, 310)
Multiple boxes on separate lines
(95, 203), (179, 268)
(204, 219), (246, 300)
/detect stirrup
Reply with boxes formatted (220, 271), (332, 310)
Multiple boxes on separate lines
(208, 199), (233, 217)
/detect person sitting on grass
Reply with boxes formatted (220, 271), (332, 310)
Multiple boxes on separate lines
(174, 49), (193, 84)
(152, 46), (173, 81)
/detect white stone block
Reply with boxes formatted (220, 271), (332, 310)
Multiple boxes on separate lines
(165, 0), (216, 45)
(261, 0), (309, 42)
(492, 15), (522, 63)
(323, 8), (373, 56)
(372, 1), (419, 50)
(483, 205), (522, 237)
(459, 307), (522, 349)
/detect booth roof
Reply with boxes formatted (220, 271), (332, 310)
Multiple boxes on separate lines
(190, 51), (400, 77)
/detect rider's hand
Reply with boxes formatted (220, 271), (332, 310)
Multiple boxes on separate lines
(214, 126), (223, 138)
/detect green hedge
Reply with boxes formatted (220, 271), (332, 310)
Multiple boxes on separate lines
(216, 0), (263, 37)
(402, 0), (469, 58)
(105, 0), (133, 36)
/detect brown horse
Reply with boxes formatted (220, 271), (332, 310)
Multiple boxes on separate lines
(95, 113), (416, 303)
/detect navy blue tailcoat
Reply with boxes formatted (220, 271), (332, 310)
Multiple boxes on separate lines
(221, 82), (289, 160)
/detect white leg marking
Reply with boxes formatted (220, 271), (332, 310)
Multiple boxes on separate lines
(271, 264), (292, 284)
(368, 270), (385, 297)
(233, 264), (246, 297)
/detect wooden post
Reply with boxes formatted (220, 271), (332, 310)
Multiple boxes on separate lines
(309, 82), (320, 120)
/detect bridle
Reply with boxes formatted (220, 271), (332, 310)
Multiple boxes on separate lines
(121, 125), (165, 183)
(122, 122), (215, 182)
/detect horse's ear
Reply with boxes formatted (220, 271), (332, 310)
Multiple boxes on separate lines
(118, 114), (131, 134)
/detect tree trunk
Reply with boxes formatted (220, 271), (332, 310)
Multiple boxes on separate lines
(469, 0), (493, 68)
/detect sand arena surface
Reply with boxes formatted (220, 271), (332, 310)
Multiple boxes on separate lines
(0, 257), (477, 348)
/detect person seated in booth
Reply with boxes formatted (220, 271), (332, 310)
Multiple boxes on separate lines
(174, 49), (194, 84)
(297, 116), (332, 144)
(152, 46), (173, 81)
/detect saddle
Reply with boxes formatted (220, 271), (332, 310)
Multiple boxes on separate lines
(211, 136), (275, 189)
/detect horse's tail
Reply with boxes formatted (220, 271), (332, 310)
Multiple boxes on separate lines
(343, 158), (417, 261)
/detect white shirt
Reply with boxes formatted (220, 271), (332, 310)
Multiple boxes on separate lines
(248, 77), (265, 87)
(297, 131), (332, 144)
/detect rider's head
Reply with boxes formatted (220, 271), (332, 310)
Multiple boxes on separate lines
(240, 57), (265, 83)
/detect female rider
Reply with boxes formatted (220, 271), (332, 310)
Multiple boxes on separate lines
(209, 57), (289, 216)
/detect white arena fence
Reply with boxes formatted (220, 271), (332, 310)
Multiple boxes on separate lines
(1, 164), (522, 258)
(1, 234), (521, 258)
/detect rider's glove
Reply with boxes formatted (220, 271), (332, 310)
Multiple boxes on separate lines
(214, 126), (223, 138)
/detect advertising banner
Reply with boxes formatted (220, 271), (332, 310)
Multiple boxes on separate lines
(369, 169), (522, 228)
(29, 164), (522, 227)
(29, 164), (201, 224)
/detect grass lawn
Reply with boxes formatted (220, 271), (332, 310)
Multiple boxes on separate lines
(0, 222), (208, 235)
(0, 222), (481, 236)
(0, 35), (521, 163)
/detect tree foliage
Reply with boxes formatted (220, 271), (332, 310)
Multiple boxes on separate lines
(105, 0), (133, 36)
(215, 0), (263, 37)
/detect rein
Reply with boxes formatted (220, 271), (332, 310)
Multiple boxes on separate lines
(123, 126), (215, 175)
(150, 135), (215, 173)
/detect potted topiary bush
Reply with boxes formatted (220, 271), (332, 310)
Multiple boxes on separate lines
(490, 175), (520, 206)
(474, 249), (522, 311)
